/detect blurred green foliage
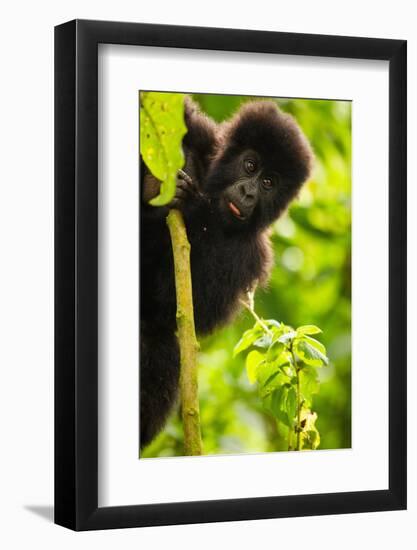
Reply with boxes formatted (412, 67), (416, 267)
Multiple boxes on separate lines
(143, 93), (351, 458)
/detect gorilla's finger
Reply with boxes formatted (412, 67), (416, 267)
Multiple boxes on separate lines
(178, 169), (193, 185)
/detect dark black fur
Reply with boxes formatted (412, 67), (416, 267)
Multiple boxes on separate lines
(140, 97), (313, 448)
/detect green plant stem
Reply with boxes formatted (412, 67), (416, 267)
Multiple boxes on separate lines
(296, 366), (301, 451)
(290, 345), (302, 451)
(166, 209), (202, 456)
(239, 299), (273, 337)
(287, 425), (293, 451)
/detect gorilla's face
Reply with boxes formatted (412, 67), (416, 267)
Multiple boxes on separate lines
(206, 147), (301, 232)
(220, 149), (281, 225)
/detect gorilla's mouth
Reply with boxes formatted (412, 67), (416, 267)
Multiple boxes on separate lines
(227, 201), (246, 220)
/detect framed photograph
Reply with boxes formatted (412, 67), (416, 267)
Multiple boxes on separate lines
(55, 19), (407, 530)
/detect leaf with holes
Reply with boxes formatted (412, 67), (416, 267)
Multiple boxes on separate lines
(140, 92), (187, 206)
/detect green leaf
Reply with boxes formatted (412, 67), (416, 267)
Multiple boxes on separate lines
(233, 325), (263, 357)
(259, 352), (292, 392)
(264, 319), (282, 328)
(299, 366), (320, 406)
(261, 370), (281, 389)
(140, 92), (187, 206)
(296, 325), (322, 336)
(245, 350), (265, 384)
(274, 349), (292, 366)
(300, 366), (320, 392)
(294, 338), (328, 367)
(266, 340), (284, 361)
(304, 335), (328, 357)
(271, 323), (292, 342)
(259, 367), (290, 398)
(270, 385), (291, 427)
(277, 330), (298, 345)
(253, 334), (273, 349)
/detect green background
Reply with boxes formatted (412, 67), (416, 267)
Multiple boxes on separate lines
(143, 93), (352, 458)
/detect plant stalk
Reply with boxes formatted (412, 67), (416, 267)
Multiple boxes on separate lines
(166, 209), (202, 456)
(239, 298), (273, 337)
(296, 366), (301, 451)
(290, 344), (302, 451)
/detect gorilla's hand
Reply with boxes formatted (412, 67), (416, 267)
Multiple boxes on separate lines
(169, 169), (200, 210)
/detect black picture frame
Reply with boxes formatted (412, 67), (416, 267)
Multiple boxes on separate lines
(55, 19), (407, 531)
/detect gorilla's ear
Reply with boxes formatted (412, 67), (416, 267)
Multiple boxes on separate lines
(220, 101), (314, 184)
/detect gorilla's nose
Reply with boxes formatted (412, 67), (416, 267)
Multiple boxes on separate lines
(239, 181), (256, 204)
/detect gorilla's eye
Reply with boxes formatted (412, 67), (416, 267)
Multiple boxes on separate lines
(245, 159), (257, 173)
(262, 177), (274, 190)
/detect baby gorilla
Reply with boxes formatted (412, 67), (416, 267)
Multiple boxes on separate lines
(140, 97), (313, 448)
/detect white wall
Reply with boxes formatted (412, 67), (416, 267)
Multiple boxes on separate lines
(0, 1), (414, 548)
